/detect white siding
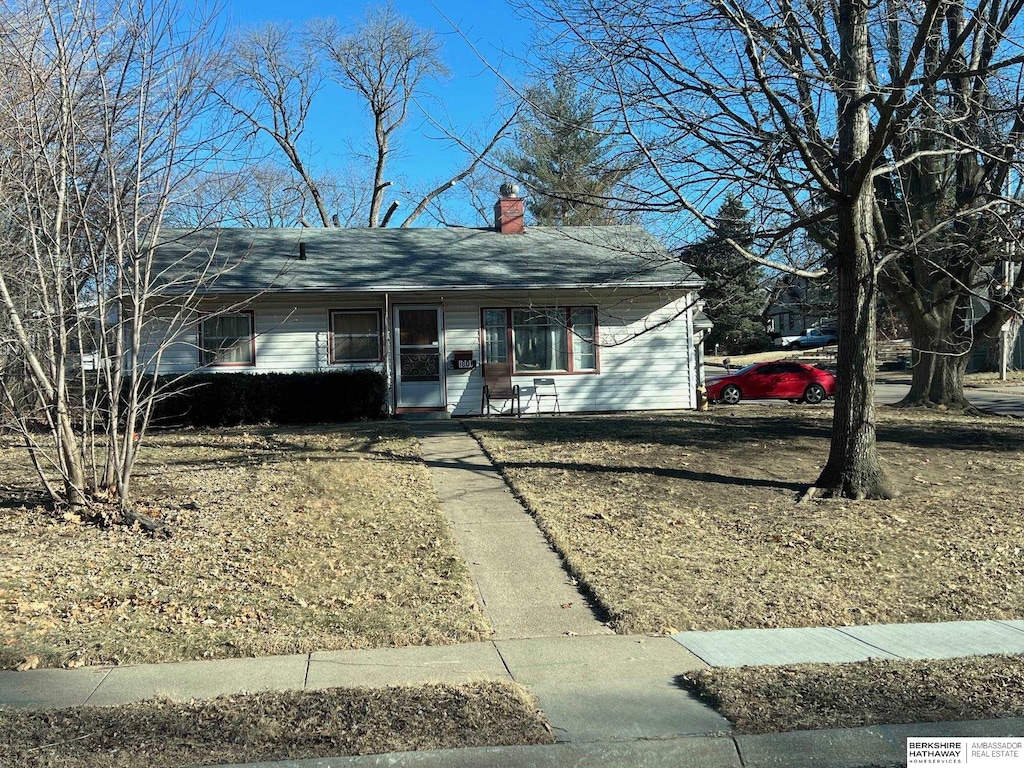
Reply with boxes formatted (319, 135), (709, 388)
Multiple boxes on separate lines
(147, 288), (698, 416)
(148, 296), (386, 377)
(441, 289), (697, 416)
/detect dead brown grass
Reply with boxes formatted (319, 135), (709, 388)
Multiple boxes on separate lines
(470, 407), (1024, 633)
(965, 370), (1024, 387)
(0, 680), (553, 767)
(0, 423), (489, 670)
(684, 655), (1024, 734)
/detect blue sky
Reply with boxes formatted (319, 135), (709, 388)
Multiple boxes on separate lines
(221, 0), (536, 226)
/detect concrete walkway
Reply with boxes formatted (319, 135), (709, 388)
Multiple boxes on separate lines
(7, 619), (1024, 711)
(408, 421), (710, 745)
(672, 619), (1024, 666)
(408, 421), (610, 640)
(216, 718), (1024, 768)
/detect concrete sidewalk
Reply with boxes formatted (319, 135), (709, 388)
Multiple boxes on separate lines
(6, 619), (1024, 711)
(216, 719), (1024, 768)
(4, 625), (1024, 767)
(672, 619), (1024, 666)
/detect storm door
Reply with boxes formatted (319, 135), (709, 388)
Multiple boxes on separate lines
(393, 305), (446, 408)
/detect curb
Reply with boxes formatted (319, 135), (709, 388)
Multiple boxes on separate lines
(215, 718), (1024, 768)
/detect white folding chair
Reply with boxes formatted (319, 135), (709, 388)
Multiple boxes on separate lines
(533, 377), (560, 414)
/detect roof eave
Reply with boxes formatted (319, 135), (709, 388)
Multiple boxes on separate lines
(152, 279), (704, 297)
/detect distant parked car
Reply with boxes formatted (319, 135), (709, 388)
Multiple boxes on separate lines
(706, 361), (836, 405)
(785, 327), (838, 350)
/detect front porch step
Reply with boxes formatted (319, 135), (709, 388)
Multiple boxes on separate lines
(396, 411), (452, 421)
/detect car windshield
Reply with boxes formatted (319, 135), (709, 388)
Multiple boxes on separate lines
(735, 364), (759, 375)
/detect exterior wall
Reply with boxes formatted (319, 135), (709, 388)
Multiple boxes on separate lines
(147, 288), (698, 415)
(441, 289), (697, 416)
(143, 294), (386, 377)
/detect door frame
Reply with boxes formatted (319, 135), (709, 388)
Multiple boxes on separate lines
(392, 303), (447, 411)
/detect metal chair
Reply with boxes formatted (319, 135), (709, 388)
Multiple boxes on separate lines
(481, 362), (521, 416)
(533, 377), (560, 414)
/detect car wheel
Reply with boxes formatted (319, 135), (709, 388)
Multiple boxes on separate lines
(721, 384), (742, 405)
(789, 342), (802, 350)
(803, 383), (826, 404)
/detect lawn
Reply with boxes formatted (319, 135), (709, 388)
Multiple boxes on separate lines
(0, 423), (489, 670)
(0, 681), (552, 767)
(470, 407), (1024, 633)
(684, 655), (1024, 734)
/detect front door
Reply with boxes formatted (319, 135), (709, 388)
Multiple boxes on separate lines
(393, 305), (446, 409)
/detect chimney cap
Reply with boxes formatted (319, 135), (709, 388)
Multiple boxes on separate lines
(499, 182), (520, 198)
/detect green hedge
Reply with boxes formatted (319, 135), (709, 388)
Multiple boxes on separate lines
(145, 370), (387, 427)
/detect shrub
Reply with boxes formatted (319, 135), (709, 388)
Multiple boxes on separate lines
(142, 370), (387, 427)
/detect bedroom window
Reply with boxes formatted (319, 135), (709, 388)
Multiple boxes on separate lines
(199, 312), (255, 366)
(482, 307), (597, 373)
(330, 310), (383, 363)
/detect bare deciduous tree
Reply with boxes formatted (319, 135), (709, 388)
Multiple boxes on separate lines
(0, 0), (233, 524)
(221, 7), (519, 229)
(217, 22), (336, 227)
(314, 3), (448, 227)
(169, 163), (369, 228)
(528, 0), (1024, 499)
(874, 1), (1024, 409)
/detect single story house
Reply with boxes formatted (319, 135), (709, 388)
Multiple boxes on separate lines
(147, 193), (704, 416)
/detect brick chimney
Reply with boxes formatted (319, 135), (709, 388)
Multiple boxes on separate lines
(494, 183), (525, 234)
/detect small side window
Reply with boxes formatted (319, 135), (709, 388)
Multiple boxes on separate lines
(330, 310), (383, 363)
(482, 309), (509, 363)
(200, 312), (255, 366)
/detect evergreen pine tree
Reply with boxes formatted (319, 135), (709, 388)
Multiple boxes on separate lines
(686, 195), (769, 354)
(503, 74), (627, 225)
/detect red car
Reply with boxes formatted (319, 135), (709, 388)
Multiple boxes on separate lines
(706, 361), (836, 405)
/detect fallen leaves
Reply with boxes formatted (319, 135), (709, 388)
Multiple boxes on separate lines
(472, 407), (1024, 634)
(687, 655), (1024, 735)
(0, 423), (488, 671)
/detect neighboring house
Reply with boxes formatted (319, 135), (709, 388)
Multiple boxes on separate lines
(147, 192), (704, 416)
(965, 271), (1024, 372)
(764, 274), (837, 344)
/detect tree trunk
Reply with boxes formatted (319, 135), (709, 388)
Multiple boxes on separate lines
(815, 200), (896, 499)
(813, 0), (895, 500)
(897, 312), (975, 410)
(903, 350), (971, 408)
(57, 404), (88, 507)
(369, 123), (388, 227)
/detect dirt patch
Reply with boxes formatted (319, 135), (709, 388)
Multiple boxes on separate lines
(0, 680), (553, 767)
(470, 408), (1024, 633)
(684, 655), (1024, 734)
(0, 424), (489, 670)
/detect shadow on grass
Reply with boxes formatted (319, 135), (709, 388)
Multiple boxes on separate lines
(497, 459), (806, 493)
(0, 485), (51, 511)
(470, 410), (1022, 453)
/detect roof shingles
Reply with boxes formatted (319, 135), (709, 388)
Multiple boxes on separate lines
(152, 226), (698, 294)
